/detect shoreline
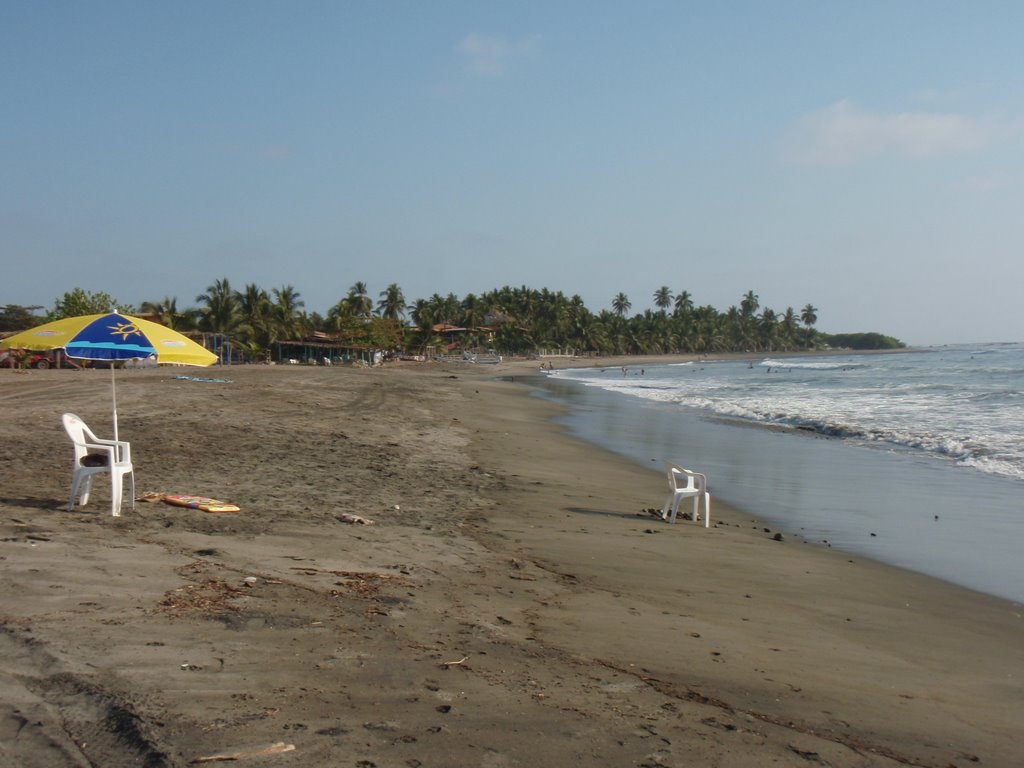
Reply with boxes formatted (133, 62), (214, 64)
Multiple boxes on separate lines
(516, 348), (1024, 604)
(1, 363), (1022, 766)
(512, 345), (922, 371)
(463, 368), (1023, 764)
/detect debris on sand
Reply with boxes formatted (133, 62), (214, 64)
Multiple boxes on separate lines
(192, 741), (295, 762)
(337, 513), (375, 525)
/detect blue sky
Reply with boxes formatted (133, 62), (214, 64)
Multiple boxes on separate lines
(3, 1), (1022, 345)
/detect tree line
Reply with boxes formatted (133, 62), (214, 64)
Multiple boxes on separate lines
(1, 281), (903, 360)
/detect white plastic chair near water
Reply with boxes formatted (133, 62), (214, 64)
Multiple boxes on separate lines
(62, 413), (135, 516)
(661, 462), (711, 527)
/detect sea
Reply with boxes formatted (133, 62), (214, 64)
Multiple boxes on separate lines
(531, 343), (1024, 604)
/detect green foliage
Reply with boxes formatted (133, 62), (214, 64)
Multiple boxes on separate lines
(138, 296), (197, 331)
(377, 283), (407, 321)
(48, 289), (132, 320)
(821, 332), (905, 350)
(195, 278), (240, 334)
(328, 316), (404, 350)
(366, 317), (405, 348)
(0, 304), (45, 332)
(26, 280), (901, 360)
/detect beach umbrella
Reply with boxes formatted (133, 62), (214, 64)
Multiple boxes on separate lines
(1, 312), (217, 440)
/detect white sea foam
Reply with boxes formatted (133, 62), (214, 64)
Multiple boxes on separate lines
(558, 344), (1024, 482)
(545, 345), (1024, 602)
(759, 358), (866, 371)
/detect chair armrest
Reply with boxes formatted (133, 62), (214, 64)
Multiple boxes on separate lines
(83, 439), (131, 464)
(80, 442), (116, 464)
(689, 471), (708, 491)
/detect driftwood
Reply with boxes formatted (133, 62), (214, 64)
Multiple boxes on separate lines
(192, 741), (295, 763)
(338, 513), (375, 525)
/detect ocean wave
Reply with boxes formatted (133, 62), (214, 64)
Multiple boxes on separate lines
(553, 350), (1024, 482)
(967, 389), (1022, 403)
(759, 359), (866, 371)
(583, 381), (690, 400)
(640, 387), (1021, 480)
(707, 407), (1016, 469)
(731, 411), (1024, 480)
(974, 367), (1024, 377)
(958, 455), (1024, 480)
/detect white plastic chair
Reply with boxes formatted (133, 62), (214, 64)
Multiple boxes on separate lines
(62, 413), (135, 517)
(660, 462), (711, 527)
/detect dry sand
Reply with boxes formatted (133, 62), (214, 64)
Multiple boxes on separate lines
(1, 360), (1022, 767)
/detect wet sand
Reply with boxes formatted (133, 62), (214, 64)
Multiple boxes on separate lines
(1, 360), (1022, 767)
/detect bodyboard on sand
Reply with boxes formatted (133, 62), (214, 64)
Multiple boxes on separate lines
(163, 494), (241, 513)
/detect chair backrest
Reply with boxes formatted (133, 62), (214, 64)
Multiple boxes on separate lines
(666, 462), (701, 493)
(63, 413), (97, 461)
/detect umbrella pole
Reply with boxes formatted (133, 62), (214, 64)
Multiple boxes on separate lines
(111, 364), (119, 442)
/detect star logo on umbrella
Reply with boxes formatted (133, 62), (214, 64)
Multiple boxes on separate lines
(108, 321), (143, 340)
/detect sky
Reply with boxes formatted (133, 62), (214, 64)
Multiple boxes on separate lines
(2, 1), (1022, 345)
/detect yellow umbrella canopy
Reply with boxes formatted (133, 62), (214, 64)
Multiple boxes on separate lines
(2, 312), (218, 439)
(1, 312), (216, 366)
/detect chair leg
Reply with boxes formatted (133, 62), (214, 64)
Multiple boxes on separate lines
(703, 493), (711, 528)
(660, 492), (673, 521)
(127, 471), (136, 511)
(68, 477), (80, 511)
(69, 472), (91, 510)
(667, 493), (682, 524)
(111, 471), (123, 517)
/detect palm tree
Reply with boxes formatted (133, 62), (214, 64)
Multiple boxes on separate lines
(166, 276), (822, 358)
(759, 307), (779, 351)
(346, 282), (373, 320)
(561, 294), (592, 352)
(408, 298), (438, 355)
(653, 286), (673, 315)
(436, 293), (462, 326)
(236, 284), (271, 330)
(195, 278), (240, 335)
(612, 292), (631, 318)
(272, 285), (304, 340)
(326, 298), (355, 333)
(376, 283), (407, 322)
(801, 303), (819, 348)
(740, 290), (760, 320)
(801, 303), (818, 330)
(736, 290), (761, 351)
(409, 298), (434, 330)
(673, 290), (693, 317)
(139, 296), (195, 330)
(780, 307), (799, 350)
(459, 293), (490, 348)
(233, 283), (272, 358)
(672, 318), (696, 352)
(724, 305), (745, 349)
(578, 313), (609, 353)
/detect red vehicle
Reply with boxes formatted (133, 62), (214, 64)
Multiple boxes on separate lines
(0, 350), (80, 369)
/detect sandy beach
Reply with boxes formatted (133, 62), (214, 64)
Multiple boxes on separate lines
(1, 359), (1022, 768)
